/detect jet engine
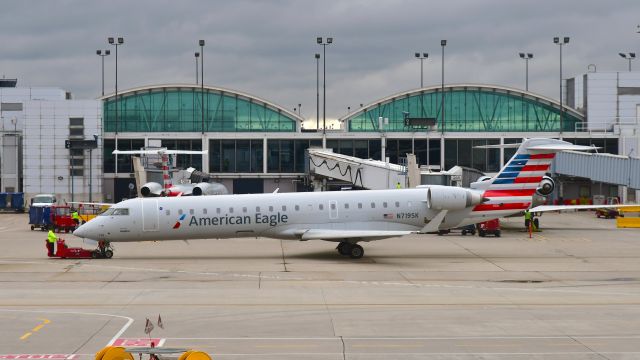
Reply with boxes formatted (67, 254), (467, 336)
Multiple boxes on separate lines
(192, 182), (229, 196)
(140, 182), (163, 197)
(536, 176), (555, 196)
(426, 186), (484, 210)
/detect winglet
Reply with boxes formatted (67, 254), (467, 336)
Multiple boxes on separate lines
(420, 210), (448, 233)
(273, 188), (280, 194)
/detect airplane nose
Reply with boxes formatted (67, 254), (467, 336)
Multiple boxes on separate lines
(73, 224), (88, 238)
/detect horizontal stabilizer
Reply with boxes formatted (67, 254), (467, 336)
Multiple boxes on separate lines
(527, 144), (598, 152)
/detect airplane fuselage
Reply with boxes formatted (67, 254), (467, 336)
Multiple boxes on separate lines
(77, 187), (495, 243)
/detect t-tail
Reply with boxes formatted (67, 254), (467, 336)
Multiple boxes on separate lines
(472, 138), (596, 215)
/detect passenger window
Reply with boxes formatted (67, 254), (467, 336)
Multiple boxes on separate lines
(330, 203), (336, 210)
(242, 207), (247, 213)
(229, 207), (234, 214)
(216, 208), (221, 214)
(189, 209), (194, 215)
(344, 203), (349, 209)
(269, 206), (274, 212)
(358, 203), (362, 209)
(383, 202), (388, 208)
(256, 206), (261, 212)
(319, 204), (324, 210)
(282, 205), (286, 211)
(395, 201), (400, 208)
(203, 208), (207, 215)
(295, 205), (300, 211)
(371, 202), (375, 209)
(178, 209), (183, 215)
(407, 201), (412, 207)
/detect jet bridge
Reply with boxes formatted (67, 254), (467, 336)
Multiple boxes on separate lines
(306, 148), (420, 190)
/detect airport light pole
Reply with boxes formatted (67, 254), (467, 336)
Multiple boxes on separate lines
(519, 52), (533, 91)
(440, 40), (447, 134)
(108, 37), (124, 135)
(619, 52), (636, 71)
(195, 52), (200, 84)
(317, 37), (333, 137)
(315, 53), (320, 131)
(414, 52), (428, 88)
(199, 40), (205, 134)
(96, 49), (110, 96)
(554, 36), (569, 133)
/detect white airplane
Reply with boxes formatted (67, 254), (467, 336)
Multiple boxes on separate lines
(113, 149), (228, 197)
(75, 138), (634, 259)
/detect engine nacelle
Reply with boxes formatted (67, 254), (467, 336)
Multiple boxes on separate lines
(426, 186), (484, 210)
(192, 182), (229, 196)
(536, 176), (555, 196)
(140, 182), (163, 197)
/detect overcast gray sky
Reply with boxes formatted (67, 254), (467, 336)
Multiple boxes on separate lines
(2, 0), (640, 121)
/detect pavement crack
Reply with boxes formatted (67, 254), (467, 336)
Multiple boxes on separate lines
(279, 240), (289, 272)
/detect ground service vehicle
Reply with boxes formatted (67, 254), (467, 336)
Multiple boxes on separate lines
(50, 205), (77, 233)
(478, 219), (501, 237)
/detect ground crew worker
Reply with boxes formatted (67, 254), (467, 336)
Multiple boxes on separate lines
(71, 209), (80, 226)
(47, 229), (57, 256)
(396, 182), (402, 189)
(524, 209), (532, 230)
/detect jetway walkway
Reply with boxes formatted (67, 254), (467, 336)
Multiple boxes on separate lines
(553, 151), (640, 189)
(307, 148), (416, 190)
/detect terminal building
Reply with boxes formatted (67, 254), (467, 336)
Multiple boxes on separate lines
(1, 71), (638, 204)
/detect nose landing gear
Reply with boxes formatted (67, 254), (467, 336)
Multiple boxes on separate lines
(92, 240), (114, 259)
(336, 242), (364, 259)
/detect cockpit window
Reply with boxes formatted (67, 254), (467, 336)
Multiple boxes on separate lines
(112, 208), (129, 216)
(100, 208), (115, 216)
(100, 208), (129, 216)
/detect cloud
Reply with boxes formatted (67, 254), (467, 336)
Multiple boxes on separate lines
(1, 0), (639, 118)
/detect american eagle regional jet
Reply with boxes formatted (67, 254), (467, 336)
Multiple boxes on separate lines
(74, 138), (631, 259)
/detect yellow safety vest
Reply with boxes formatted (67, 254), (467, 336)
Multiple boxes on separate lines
(72, 211), (80, 220)
(47, 230), (57, 243)
(524, 211), (532, 220)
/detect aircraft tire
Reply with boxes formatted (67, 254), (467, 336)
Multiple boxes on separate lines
(337, 242), (351, 256)
(104, 249), (113, 259)
(349, 244), (364, 259)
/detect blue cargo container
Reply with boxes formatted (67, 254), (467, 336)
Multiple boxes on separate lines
(29, 206), (52, 231)
(10, 193), (24, 211)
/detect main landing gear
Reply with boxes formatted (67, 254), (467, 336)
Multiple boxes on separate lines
(336, 242), (364, 259)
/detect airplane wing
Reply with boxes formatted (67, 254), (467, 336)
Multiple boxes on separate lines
(530, 204), (637, 213)
(291, 229), (414, 241)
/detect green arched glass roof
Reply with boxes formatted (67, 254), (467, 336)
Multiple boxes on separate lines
(102, 84), (303, 132)
(343, 84), (585, 132)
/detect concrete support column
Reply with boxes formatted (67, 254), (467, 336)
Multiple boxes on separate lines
(499, 137), (505, 167)
(440, 137), (445, 170)
(263, 138), (268, 174)
(201, 135), (209, 173)
(381, 137), (386, 162)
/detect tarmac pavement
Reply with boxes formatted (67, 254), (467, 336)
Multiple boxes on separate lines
(0, 211), (639, 359)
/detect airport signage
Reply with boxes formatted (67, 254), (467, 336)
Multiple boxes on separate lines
(64, 139), (98, 150)
(404, 117), (436, 127)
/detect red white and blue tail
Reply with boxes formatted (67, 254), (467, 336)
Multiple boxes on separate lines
(472, 138), (595, 214)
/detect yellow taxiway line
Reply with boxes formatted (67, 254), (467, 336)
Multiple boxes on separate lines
(20, 318), (50, 341)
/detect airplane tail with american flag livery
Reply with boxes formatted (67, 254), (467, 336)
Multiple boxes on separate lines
(472, 138), (596, 216)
